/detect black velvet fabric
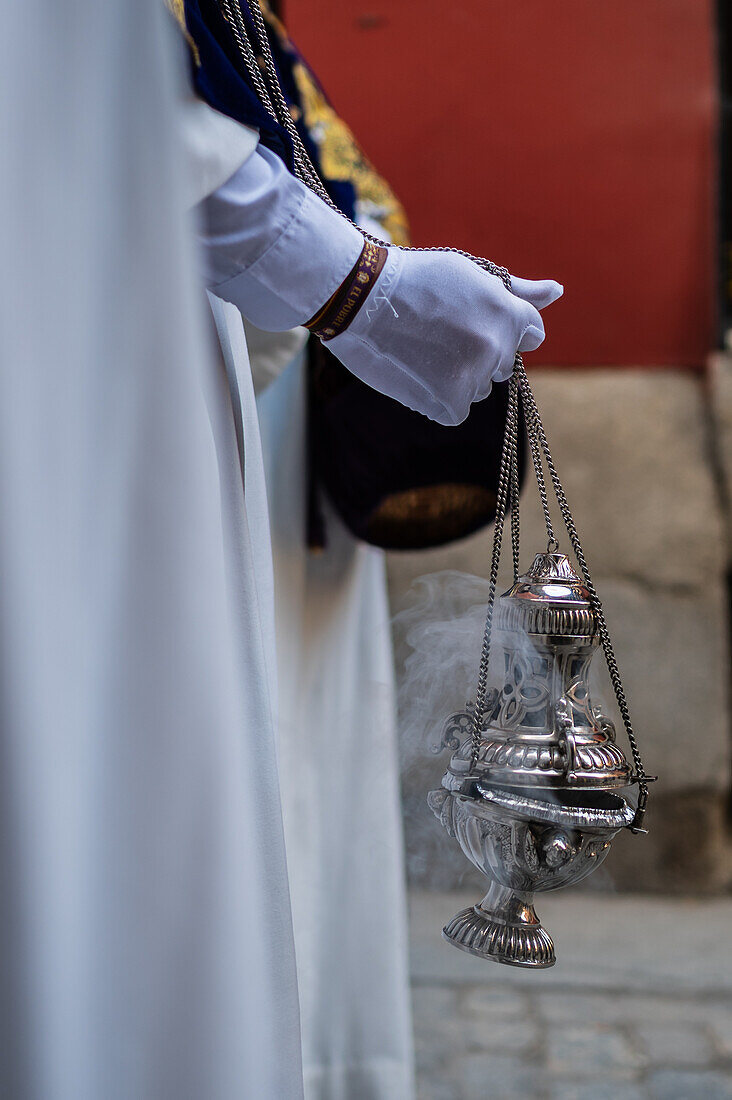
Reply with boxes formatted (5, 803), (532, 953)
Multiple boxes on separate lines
(308, 343), (526, 551)
(183, 0), (295, 167)
(183, 0), (357, 217)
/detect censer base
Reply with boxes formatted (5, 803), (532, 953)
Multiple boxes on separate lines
(442, 883), (555, 969)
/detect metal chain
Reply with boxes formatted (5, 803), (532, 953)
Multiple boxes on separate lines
(514, 363), (653, 830)
(524, 393), (557, 552)
(470, 370), (519, 767)
(219, 0), (323, 191)
(220, 0), (277, 119)
(509, 393), (521, 582)
(480, 277), (651, 829)
(219, 0), (652, 829)
(242, 0), (327, 190)
(220, 0), (512, 282)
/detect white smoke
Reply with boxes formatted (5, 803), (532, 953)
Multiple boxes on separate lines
(392, 570), (498, 888)
(392, 570), (496, 759)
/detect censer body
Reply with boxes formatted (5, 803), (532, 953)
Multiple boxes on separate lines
(428, 553), (641, 968)
(425, 340), (652, 970)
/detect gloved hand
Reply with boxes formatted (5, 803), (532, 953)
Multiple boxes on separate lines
(328, 250), (562, 425)
(202, 143), (562, 426)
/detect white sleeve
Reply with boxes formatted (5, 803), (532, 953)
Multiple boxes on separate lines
(178, 97), (260, 209)
(199, 144), (364, 331)
(198, 141), (562, 426)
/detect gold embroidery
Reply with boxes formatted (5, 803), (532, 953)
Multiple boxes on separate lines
(259, 0), (292, 47)
(291, 61), (410, 246)
(169, 0), (408, 244)
(367, 485), (497, 549)
(308, 242), (388, 339)
(257, 0), (410, 245)
(165, 0), (201, 66)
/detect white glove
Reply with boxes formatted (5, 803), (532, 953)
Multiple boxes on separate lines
(328, 251), (562, 425)
(201, 143), (562, 426)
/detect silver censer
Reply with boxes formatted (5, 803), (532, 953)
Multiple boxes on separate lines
(211, 0), (653, 972)
(428, 360), (654, 969)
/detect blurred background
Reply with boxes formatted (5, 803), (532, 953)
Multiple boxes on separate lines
(286, 0), (732, 897)
(285, 4), (732, 1094)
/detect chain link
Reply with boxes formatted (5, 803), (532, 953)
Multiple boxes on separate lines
(470, 370), (520, 767)
(514, 364), (653, 828)
(525, 396), (556, 551)
(218, 0), (652, 830)
(509, 395), (521, 583)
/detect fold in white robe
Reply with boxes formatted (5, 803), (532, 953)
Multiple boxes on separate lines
(258, 357), (416, 1100)
(0, 5), (302, 1097)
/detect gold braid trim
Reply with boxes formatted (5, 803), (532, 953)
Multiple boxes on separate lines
(165, 0), (201, 65)
(258, 0), (410, 245)
(291, 61), (410, 246)
(166, 0), (408, 246)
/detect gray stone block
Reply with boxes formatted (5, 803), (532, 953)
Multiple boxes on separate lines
(544, 1024), (642, 1080)
(412, 986), (469, 1072)
(459, 985), (528, 1022)
(388, 368), (725, 595)
(416, 1071), (456, 1100)
(593, 580), (729, 795)
(709, 352), (732, 557)
(549, 1083), (649, 1100)
(709, 1011), (732, 1059)
(461, 1015), (539, 1055)
(458, 1053), (544, 1099)
(412, 983), (538, 1058)
(534, 992), (731, 1030)
(648, 1070), (732, 1099)
(634, 1024), (715, 1068)
(608, 788), (732, 894)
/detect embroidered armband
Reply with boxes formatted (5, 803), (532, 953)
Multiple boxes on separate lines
(306, 240), (388, 341)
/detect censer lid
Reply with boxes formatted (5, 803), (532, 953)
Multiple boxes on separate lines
(496, 552), (597, 639)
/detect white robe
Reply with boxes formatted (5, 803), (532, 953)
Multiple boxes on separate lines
(258, 357), (415, 1100)
(0, 4), (302, 1097)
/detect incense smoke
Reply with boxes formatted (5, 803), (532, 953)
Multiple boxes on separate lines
(393, 570), (496, 888)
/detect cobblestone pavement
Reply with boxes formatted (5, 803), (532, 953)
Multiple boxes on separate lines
(409, 891), (732, 1099)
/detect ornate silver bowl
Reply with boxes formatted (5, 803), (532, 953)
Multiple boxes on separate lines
(428, 781), (634, 968)
(427, 551), (641, 968)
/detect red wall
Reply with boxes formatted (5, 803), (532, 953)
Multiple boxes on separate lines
(287, 1), (717, 367)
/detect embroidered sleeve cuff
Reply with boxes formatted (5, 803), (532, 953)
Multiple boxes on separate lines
(306, 241), (388, 339)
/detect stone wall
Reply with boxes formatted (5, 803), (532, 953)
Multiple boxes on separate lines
(388, 367), (732, 894)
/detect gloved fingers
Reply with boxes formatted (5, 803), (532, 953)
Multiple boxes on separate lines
(518, 323), (546, 354)
(516, 292), (547, 355)
(510, 275), (564, 310)
(473, 378), (494, 404)
(492, 357), (517, 384)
